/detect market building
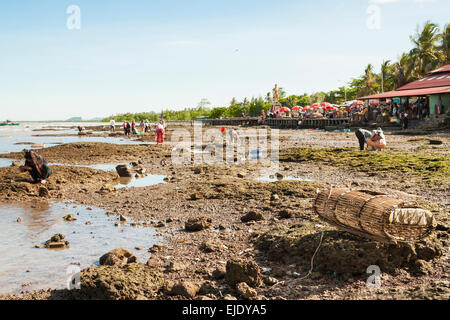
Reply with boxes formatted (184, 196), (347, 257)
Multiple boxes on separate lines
(359, 63), (450, 119)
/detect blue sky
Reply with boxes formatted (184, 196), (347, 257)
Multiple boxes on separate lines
(0, 0), (449, 120)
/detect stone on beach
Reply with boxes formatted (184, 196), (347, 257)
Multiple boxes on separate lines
(115, 165), (132, 177)
(225, 258), (263, 288)
(99, 248), (138, 266)
(44, 233), (69, 249)
(170, 281), (200, 298)
(185, 216), (213, 231)
(241, 211), (264, 223)
(63, 214), (77, 221)
(76, 263), (164, 300)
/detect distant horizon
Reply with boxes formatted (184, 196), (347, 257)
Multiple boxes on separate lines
(1, 0), (449, 121)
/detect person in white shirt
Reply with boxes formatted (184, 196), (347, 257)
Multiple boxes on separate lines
(366, 127), (386, 150)
(110, 119), (116, 132)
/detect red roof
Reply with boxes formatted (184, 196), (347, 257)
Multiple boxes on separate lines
(359, 86), (450, 100)
(430, 64), (450, 74)
(397, 72), (450, 91)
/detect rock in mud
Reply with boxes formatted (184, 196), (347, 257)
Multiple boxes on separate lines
(115, 165), (132, 178)
(189, 193), (203, 200)
(166, 262), (185, 272)
(410, 259), (431, 275)
(201, 240), (224, 253)
(99, 248), (138, 266)
(278, 209), (293, 219)
(241, 211), (264, 223)
(237, 172), (246, 178)
(211, 266), (226, 279)
(225, 259), (262, 288)
(45, 233), (69, 249)
(256, 223), (444, 275)
(38, 186), (49, 197)
(63, 214), (77, 222)
(170, 281), (200, 299)
(236, 282), (257, 299)
(185, 216), (212, 231)
(76, 263), (164, 300)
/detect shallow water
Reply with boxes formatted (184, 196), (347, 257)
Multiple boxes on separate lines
(257, 175), (313, 182)
(115, 174), (167, 189)
(50, 163), (119, 172)
(0, 202), (161, 294)
(0, 122), (155, 154)
(0, 158), (14, 168)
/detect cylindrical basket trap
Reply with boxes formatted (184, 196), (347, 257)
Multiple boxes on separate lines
(314, 188), (436, 242)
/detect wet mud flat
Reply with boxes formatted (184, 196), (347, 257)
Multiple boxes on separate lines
(0, 127), (449, 300)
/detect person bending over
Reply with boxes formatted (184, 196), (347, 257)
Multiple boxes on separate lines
(355, 128), (373, 151)
(20, 150), (52, 184)
(366, 128), (386, 151)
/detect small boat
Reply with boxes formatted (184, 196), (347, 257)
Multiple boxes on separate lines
(0, 121), (19, 126)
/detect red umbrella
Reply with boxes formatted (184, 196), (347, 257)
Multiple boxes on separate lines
(292, 106), (300, 111)
(280, 107), (291, 112)
(302, 105), (311, 111)
(320, 102), (332, 109)
(310, 103), (320, 108)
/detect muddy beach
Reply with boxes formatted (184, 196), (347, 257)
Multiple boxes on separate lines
(0, 124), (449, 300)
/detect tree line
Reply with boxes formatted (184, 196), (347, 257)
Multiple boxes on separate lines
(104, 21), (449, 122)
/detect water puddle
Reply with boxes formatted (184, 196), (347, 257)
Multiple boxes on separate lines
(257, 175), (313, 182)
(50, 163), (118, 172)
(115, 174), (167, 189)
(0, 158), (14, 168)
(0, 202), (161, 294)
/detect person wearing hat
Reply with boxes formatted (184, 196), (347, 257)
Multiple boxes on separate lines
(20, 150), (52, 184)
(366, 128), (386, 151)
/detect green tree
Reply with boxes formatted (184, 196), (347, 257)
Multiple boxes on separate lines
(440, 23), (450, 64)
(409, 21), (442, 78)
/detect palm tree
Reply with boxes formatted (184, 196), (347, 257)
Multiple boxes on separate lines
(409, 21), (442, 78)
(361, 64), (377, 96)
(393, 53), (413, 88)
(380, 60), (394, 92)
(440, 23), (450, 64)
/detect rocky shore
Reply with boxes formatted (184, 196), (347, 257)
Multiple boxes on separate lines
(0, 124), (449, 300)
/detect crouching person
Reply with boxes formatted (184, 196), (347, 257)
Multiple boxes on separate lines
(366, 128), (386, 151)
(20, 150), (52, 184)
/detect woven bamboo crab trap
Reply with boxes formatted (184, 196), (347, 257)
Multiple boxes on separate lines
(314, 188), (436, 243)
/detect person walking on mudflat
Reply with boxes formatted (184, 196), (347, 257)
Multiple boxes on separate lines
(155, 119), (165, 144)
(20, 150), (52, 184)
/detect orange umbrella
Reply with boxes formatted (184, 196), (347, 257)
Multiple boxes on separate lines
(292, 106), (300, 111)
(302, 105), (311, 111)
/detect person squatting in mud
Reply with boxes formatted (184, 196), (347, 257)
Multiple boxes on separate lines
(20, 150), (52, 184)
(366, 127), (386, 151)
(355, 127), (386, 151)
